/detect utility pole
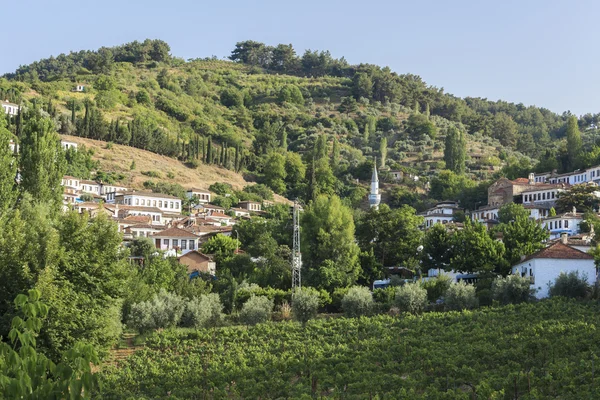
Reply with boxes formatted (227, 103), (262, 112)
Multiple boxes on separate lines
(292, 199), (302, 290)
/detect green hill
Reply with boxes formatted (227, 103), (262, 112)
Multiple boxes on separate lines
(2, 38), (595, 208)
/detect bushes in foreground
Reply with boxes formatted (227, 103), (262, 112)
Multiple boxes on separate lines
(549, 271), (590, 299)
(292, 288), (321, 324)
(492, 274), (534, 304)
(341, 286), (374, 318)
(394, 283), (427, 314)
(239, 295), (274, 325)
(444, 281), (478, 310)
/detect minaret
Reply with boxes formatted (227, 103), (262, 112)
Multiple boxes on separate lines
(369, 158), (381, 209)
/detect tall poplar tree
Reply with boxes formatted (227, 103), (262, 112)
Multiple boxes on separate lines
(444, 126), (466, 174)
(0, 115), (17, 213)
(566, 115), (582, 170)
(19, 115), (66, 212)
(380, 137), (387, 168)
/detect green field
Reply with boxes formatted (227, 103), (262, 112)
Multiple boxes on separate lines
(99, 298), (600, 399)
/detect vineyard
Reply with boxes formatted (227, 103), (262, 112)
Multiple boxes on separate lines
(98, 298), (600, 399)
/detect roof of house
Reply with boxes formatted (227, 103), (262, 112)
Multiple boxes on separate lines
(548, 234), (594, 247)
(1, 100), (19, 107)
(151, 227), (200, 238)
(520, 184), (566, 193)
(178, 250), (213, 261)
(210, 212), (230, 218)
(105, 204), (163, 213)
(124, 224), (163, 230)
(123, 215), (152, 224)
(187, 188), (211, 194)
(239, 200), (261, 205)
(116, 191), (180, 200)
(517, 242), (594, 264)
(204, 204), (225, 209)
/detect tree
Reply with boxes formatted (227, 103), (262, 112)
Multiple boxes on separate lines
(19, 114), (66, 212)
(555, 183), (600, 213)
(566, 115), (582, 169)
(0, 290), (99, 398)
(202, 234), (240, 262)
(302, 195), (361, 292)
(491, 113), (517, 147)
(0, 114), (17, 213)
(352, 72), (373, 100)
(406, 113), (436, 141)
(263, 152), (287, 194)
(451, 219), (505, 276)
(356, 204), (424, 269)
(338, 97), (358, 116)
(421, 224), (454, 274)
(379, 137), (387, 168)
(444, 126), (466, 174)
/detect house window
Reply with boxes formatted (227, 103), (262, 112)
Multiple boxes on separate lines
(175, 203), (180, 210)
(163, 239), (169, 246)
(565, 221), (568, 228)
(189, 240), (195, 250)
(170, 202), (174, 209)
(135, 199), (139, 205)
(181, 240), (187, 250)
(153, 200), (157, 207)
(173, 239), (178, 247)
(159, 201), (163, 208)
(542, 193), (546, 200)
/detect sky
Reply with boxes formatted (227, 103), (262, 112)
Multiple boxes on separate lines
(2, 0), (598, 115)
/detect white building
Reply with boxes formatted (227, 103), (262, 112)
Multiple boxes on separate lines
(238, 201), (261, 212)
(185, 188), (211, 204)
(421, 201), (461, 228)
(80, 180), (102, 195)
(151, 227), (201, 255)
(389, 170), (403, 181)
(1, 100), (19, 116)
(9, 140), (18, 153)
(113, 191), (182, 214)
(521, 186), (564, 208)
(511, 241), (596, 299)
(541, 208), (583, 239)
(472, 205), (499, 223)
(368, 162), (381, 209)
(74, 84), (86, 92)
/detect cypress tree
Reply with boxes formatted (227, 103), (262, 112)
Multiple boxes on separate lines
(206, 137), (212, 164)
(16, 107), (23, 139)
(71, 101), (76, 125)
(0, 114), (17, 212)
(331, 137), (340, 172)
(444, 126), (466, 174)
(379, 137), (387, 168)
(234, 146), (239, 172)
(566, 115), (582, 170)
(414, 100), (420, 113)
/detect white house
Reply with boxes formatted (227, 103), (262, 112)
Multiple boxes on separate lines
(231, 207), (251, 218)
(541, 208), (583, 239)
(420, 201), (461, 228)
(521, 185), (564, 208)
(74, 84), (86, 92)
(185, 188), (211, 204)
(61, 140), (78, 151)
(389, 170), (403, 181)
(472, 205), (500, 223)
(80, 179), (102, 195)
(511, 241), (596, 299)
(1, 100), (19, 116)
(100, 184), (128, 196)
(113, 191), (182, 214)
(238, 201), (261, 212)
(151, 227), (201, 255)
(9, 140), (18, 153)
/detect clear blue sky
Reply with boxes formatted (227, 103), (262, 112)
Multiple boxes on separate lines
(3, 0), (597, 115)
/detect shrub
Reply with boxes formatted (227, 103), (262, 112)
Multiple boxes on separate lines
(292, 288), (320, 324)
(279, 301), (292, 321)
(394, 283), (427, 314)
(127, 290), (185, 332)
(239, 295), (273, 326)
(181, 293), (224, 329)
(549, 271), (590, 299)
(341, 286), (374, 318)
(142, 170), (161, 178)
(421, 274), (452, 303)
(491, 275), (534, 305)
(445, 281), (478, 310)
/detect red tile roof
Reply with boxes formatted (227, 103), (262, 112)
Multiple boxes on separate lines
(518, 242), (593, 264)
(151, 227), (200, 238)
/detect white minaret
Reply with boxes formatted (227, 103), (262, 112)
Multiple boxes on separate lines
(369, 158), (381, 209)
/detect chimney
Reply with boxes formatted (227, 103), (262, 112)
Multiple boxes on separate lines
(572, 206), (577, 215)
(528, 173), (535, 185)
(560, 232), (568, 244)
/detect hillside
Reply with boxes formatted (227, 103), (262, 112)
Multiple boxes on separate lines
(3, 38), (597, 209)
(60, 134), (292, 204)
